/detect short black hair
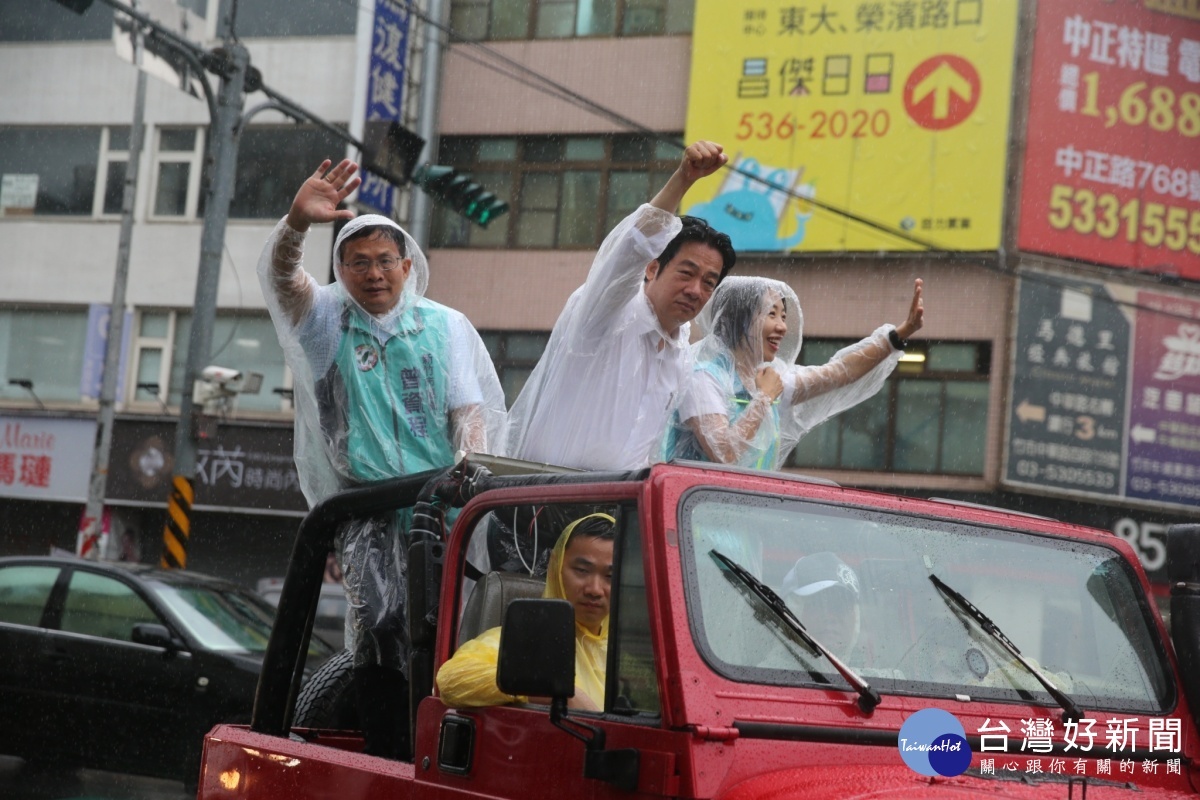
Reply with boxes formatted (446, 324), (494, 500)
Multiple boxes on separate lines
(566, 514), (616, 545)
(651, 215), (736, 282)
(337, 225), (407, 263)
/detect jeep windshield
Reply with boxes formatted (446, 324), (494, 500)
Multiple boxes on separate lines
(680, 489), (1173, 715)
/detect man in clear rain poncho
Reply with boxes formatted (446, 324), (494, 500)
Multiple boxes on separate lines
(258, 158), (505, 759)
(504, 140), (735, 471)
(436, 513), (615, 711)
(662, 276), (924, 470)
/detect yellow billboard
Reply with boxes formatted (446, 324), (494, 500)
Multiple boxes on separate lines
(683, 0), (1018, 253)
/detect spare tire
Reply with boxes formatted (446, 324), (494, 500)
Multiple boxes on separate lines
(294, 649), (360, 730)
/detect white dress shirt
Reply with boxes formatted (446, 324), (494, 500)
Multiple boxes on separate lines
(505, 204), (690, 470)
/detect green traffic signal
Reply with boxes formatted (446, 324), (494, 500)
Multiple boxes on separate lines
(414, 164), (509, 228)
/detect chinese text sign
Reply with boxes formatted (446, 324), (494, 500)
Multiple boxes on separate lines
(683, 0), (1017, 253)
(1017, 0), (1200, 279)
(358, 0), (410, 215)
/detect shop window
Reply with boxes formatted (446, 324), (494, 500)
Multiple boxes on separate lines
(0, 308), (90, 404)
(449, 0), (692, 40)
(479, 331), (550, 406)
(431, 134), (679, 250)
(788, 341), (991, 476)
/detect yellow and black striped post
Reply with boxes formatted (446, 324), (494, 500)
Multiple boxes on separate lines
(161, 474), (194, 569)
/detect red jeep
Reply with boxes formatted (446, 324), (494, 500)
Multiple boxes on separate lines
(198, 460), (1200, 798)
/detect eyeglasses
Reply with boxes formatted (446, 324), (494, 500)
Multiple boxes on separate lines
(342, 256), (404, 274)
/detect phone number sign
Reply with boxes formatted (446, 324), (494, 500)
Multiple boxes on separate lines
(1005, 274), (1129, 500)
(682, 0), (1017, 253)
(1006, 272), (1200, 512)
(1017, 0), (1200, 280)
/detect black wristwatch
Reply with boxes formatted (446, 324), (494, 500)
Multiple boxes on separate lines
(888, 329), (908, 351)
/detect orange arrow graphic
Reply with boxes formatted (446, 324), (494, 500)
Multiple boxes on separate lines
(912, 62), (973, 119)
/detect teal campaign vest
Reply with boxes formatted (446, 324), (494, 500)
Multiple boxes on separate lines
(318, 300), (457, 485)
(664, 353), (780, 471)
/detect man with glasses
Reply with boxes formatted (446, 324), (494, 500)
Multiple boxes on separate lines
(505, 140), (737, 470)
(258, 159), (504, 761)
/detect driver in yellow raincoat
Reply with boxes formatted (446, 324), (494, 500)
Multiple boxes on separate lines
(436, 513), (615, 710)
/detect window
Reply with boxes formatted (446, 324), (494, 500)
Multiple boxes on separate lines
(0, 308), (90, 404)
(788, 341), (991, 476)
(449, 0), (693, 40)
(149, 127), (205, 219)
(0, 127), (102, 217)
(228, 126), (350, 219)
(479, 331), (549, 406)
(129, 310), (290, 413)
(96, 126), (133, 216)
(431, 135), (679, 250)
(60, 571), (159, 642)
(0, 565), (58, 627)
(680, 489), (1172, 713)
(219, 0), (354, 36)
(0, 0), (114, 42)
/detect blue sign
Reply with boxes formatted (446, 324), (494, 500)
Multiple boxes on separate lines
(358, 0), (410, 215)
(80, 304), (132, 401)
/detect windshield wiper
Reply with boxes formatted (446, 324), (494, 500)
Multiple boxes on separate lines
(710, 550), (881, 714)
(929, 574), (1083, 723)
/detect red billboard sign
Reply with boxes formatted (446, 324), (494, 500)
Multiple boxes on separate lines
(1017, 0), (1200, 280)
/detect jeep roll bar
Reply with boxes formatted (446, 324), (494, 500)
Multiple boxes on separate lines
(251, 461), (643, 738)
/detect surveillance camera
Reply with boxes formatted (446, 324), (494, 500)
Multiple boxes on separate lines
(201, 366), (242, 383)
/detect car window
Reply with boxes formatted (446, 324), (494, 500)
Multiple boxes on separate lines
(153, 583), (277, 654)
(60, 571), (159, 641)
(0, 565), (60, 627)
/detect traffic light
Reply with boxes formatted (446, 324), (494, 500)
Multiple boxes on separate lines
(413, 164), (509, 228)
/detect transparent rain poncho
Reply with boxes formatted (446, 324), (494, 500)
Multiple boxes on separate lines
(664, 276), (900, 471)
(259, 213), (506, 670)
(503, 205), (689, 470)
(435, 513), (613, 709)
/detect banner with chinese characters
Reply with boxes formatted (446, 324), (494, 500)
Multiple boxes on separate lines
(1005, 270), (1200, 512)
(1017, 0), (1200, 280)
(0, 416), (95, 502)
(1127, 290), (1200, 507)
(107, 419), (307, 515)
(682, 0), (1017, 252)
(356, 0), (411, 216)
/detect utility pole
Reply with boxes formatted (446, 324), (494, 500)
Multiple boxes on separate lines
(78, 12), (147, 561)
(160, 16), (249, 569)
(407, 0), (448, 250)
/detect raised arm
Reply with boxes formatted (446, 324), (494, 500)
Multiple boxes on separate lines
(572, 142), (729, 340)
(267, 159), (362, 327)
(650, 140), (728, 213)
(791, 279), (924, 405)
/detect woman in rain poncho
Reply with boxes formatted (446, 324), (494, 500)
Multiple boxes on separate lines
(436, 513), (615, 710)
(664, 276), (924, 470)
(258, 159), (506, 758)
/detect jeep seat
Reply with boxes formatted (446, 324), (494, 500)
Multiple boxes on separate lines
(457, 571), (545, 647)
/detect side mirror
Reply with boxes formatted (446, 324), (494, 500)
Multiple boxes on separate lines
(496, 599), (575, 700)
(1167, 524), (1200, 733)
(132, 622), (181, 651)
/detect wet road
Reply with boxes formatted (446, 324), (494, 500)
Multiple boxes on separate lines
(0, 757), (191, 800)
